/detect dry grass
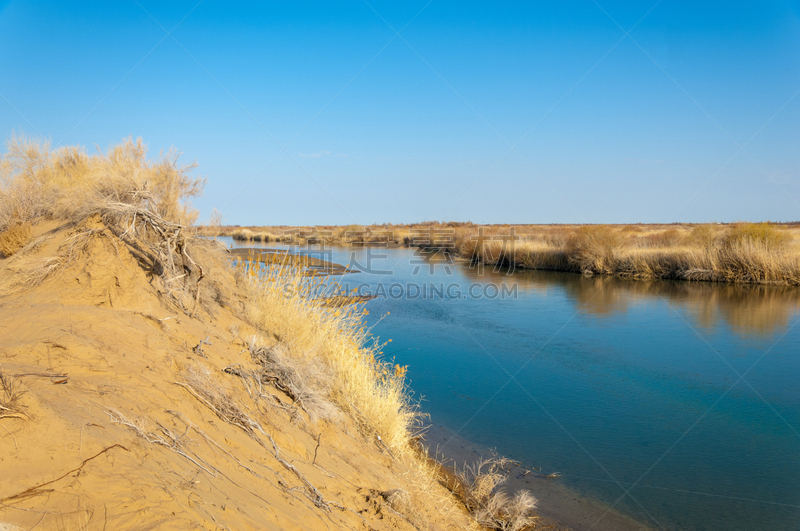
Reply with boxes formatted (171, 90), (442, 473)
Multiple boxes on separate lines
(0, 370), (26, 420)
(247, 339), (341, 424)
(241, 262), (418, 452)
(0, 222), (31, 258)
(453, 456), (538, 531)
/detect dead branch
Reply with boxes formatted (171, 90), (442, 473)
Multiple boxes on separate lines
(0, 444), (128, 503)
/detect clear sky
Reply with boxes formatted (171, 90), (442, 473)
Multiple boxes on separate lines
(1, 1), (799, 225)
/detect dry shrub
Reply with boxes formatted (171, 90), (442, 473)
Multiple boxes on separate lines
(0, 136), (221, 314)
(724, 222), (791, 250)
(687, 224), (721, 248)
(0, 222), (31, 257)
(0, 135), (203, 229)
(454, 457), (537, 531)
(566, 225), (622, 274)
(248, 339), (340, 423)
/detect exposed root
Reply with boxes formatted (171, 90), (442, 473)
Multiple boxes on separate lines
(102, 201), (204, 313)
(105, 408), (216, 475)
(175, 369), (332, 511)
(246, 339), (340, 424)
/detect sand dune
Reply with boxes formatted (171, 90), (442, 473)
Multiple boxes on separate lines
(0, 220), (477, 530)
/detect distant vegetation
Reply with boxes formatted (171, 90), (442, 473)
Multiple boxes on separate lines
(211, 221), (800, 285)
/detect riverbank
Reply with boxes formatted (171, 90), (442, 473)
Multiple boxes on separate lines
(0, 138), (544, 530)
(0, 220), (474, 529)
(216, 240), (800, 530)
(211, 222), (800, 286)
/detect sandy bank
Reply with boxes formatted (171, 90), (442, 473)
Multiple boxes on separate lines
(0, 220), (475, 530)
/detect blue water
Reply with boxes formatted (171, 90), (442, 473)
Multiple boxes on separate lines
(223, 238), (800, 530)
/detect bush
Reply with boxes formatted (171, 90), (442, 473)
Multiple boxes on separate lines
(454, 457), (538, 531)
(0, 135), (204, 229)
(0, 136), (210, 312)
(687, 224), (721, 248)
(566, 225), (622, 274)
(0, 222), (31, 257)
(724, 222), (791, 250)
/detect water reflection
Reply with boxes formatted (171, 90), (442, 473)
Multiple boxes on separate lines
(458, 263), (800, 337)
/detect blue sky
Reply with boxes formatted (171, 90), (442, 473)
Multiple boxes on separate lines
(1, 1), (799, 225)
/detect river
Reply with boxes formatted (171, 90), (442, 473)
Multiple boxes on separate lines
(222, 237), (800, 530)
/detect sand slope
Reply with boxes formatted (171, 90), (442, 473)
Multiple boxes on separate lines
(0, 222), (475, 530)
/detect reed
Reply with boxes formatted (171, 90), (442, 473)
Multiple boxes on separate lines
(449, 223), (800, 285)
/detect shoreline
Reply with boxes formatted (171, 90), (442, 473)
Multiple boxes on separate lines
(212, 221), (800, 287)
(423, 423), (652, 531)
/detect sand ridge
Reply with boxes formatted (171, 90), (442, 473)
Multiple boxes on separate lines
(0, 221), (476, 530)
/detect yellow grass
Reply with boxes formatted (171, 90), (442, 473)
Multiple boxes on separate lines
(241, 263), (417, 451)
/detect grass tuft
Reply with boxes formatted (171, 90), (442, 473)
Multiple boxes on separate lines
(0, 369), (26, 419)
(453, 456), (538, 531)
(0, 222), (31, 257)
